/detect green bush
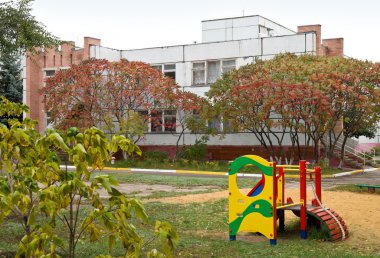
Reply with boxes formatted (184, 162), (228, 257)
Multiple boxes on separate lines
(177, 143), (207, 161)
(144, 150), (169, 163)
(374, 146), (380, 156)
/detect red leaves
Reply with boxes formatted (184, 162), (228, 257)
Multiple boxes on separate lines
(43, 58), (180, 130)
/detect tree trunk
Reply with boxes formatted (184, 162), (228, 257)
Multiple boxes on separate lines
(69, 194), (75, 258)
(175, 128), (185, 161)
(338, 135), (348, 169)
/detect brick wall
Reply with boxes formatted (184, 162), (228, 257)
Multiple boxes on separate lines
(322, 38), (344, 57)
(25, 37), (101, 131)
(298, 24), (322, 55)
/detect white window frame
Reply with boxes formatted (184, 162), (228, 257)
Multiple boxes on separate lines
(149, 109), (177, 133)
(151, 63), (176, 81)
(192, 59), (236, 86)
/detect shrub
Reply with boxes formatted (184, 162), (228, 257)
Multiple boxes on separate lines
(177, 143), (207, 161)
(144, 150), (169, 163)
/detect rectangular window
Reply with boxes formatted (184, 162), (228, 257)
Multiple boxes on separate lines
(45, 70), (55, 77)
(46, 112), (52, 128)
(223, 118), (237, 133)
(150, 110), (177, 132)
(192, 59), (236, 86)
(151, 65), (162, 73)
(163, 64), (176, 80)
(208, 117), (221, 133)
(163, 110), (176, 132)
(222, 59), (236, 73)
(207, 60), (221, 84)
(137, 110), (149, 132)
(150, 110), (163, 132)
(192, 62), (205, 85)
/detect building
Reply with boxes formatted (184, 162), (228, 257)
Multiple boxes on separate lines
(24, 15), (345, 160)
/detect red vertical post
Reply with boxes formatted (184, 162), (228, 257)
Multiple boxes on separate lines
(300, 160), (307, 239)
(315, 166), (322, 203)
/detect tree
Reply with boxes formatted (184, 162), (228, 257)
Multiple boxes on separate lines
(100, 59), (179, 143)
(0, 53), (23, 125)
(207, 54), (380, 166)
(0, 97), (178, 257)
(43, 59), (181, 143)
(0, 0), (58, 56)
(0, 53), (22, 103)
(171, 90), (211, 159)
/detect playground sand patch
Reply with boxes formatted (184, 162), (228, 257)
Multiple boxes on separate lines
(149, 188), (380, 251)
(97, 183), (219, 198)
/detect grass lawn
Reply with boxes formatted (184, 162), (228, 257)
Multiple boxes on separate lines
(0, 173), (378, 257)
(329, 184), (380, 195)
(106, 159), (344, 176)
(1, 199), (377, 257)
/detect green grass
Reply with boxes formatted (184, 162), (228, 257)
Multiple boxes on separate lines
(92, 171), (258, 190)
(106, 159), (344, 176)
(328, 184), (380, 195)
(0, 197), (378, 257)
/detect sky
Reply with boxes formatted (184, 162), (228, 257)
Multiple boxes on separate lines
(29, 0), (380, 62)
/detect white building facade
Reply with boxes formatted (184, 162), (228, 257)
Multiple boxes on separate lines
(25, 15), (347, 159)
(87, 16), (325, 154)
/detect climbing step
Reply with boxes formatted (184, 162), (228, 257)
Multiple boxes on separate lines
(307, 206), (349, 241)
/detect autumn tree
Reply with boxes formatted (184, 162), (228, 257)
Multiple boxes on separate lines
(44, 59), (180, 142)
(172, 90), (211, 159)
(44, 59), (108, 130)
(207, 54), (380, 166)
(100, 59), (178, 142)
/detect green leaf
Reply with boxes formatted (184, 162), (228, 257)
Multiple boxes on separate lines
(27, 205), (36, 226)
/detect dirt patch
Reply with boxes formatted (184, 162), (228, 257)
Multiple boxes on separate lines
(98, 183), (219, 198)
(149, 188), (380, 251)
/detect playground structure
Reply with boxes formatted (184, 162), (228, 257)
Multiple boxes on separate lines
(228, 155), (349, 245)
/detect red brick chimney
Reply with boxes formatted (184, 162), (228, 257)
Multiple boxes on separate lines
(297, 25), (322, 55)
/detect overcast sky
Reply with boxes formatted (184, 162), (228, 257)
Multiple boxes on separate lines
(30, 0), (380, 62)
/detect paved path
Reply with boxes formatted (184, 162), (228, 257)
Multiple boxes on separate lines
(284, 169), (380, 189)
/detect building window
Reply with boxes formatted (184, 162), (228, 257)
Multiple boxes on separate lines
(208, 116), (221, 133)
(192, 62), (206, 85)
(44, 70), (56, 77)
(222, 59), (236, 73)
(45, 112), (52, 128)
(150, 110), (177, 133)
(137, 110), (149, 132)
(192, 59), (236, 85)
(151, 64), (176, 80)
(151, 110), (163, 132)
(163, 64), (176, 80)
(163, 110), (176, 132)
(207, 61), (221, 84)
(152, 65), (162, 73)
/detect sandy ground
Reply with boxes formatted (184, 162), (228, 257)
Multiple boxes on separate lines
(148, 188), (380, 251)
(97, 183), (220, 198)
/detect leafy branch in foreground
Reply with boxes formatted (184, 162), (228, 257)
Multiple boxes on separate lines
(0, 97), (178, 258)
